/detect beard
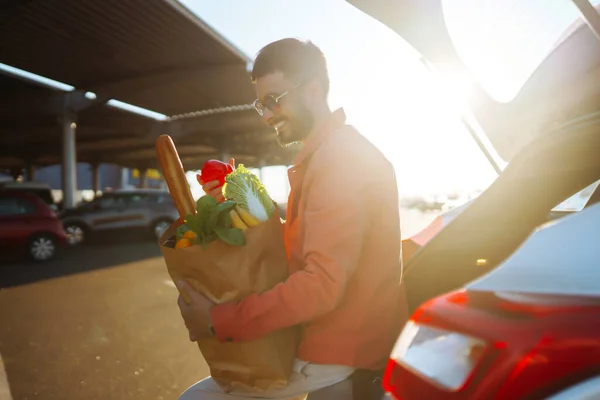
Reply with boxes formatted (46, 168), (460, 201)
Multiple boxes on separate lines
(274, 103), (315, 147)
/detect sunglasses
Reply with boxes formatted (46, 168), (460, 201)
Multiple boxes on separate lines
(253, 83), (302, 116)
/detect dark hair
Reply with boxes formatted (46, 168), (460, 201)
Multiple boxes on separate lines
(251, 38), (330, 97)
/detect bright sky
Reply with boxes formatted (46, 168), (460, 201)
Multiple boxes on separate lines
(181, 0), (501, 201)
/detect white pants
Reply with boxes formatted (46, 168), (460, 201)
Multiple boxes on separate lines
(178, 359), (355, 400)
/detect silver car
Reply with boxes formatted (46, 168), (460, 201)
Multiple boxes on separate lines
(60, 189), (179, 245)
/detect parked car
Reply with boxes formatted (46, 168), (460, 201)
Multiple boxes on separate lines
(337, 1), (600, 399)
(59, 189), (179, 245)
(0, 191), (67, 262)
(0, 181), (59, 212)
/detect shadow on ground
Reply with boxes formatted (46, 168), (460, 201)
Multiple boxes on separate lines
(0, 232), (162, 289)
(0, 236), (206, 400)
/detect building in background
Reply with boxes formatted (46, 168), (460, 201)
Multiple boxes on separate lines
(0, 163), (164, 206)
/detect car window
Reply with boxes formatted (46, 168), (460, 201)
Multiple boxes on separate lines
(151, 194), (163, 204)
(151, 193), (174, 205)
(552, 179), (600, 212)
(0, 197), (35, 216)
(161, 194), (174, 205)
(121, 193), (151, 206)
(3, 188), (54, 205)
(150, 193), (167, 204)
(97, 194), (123, 210)
(30, 190), (54, 206)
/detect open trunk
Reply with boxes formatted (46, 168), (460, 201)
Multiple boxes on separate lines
(347, 0), (600, 162)
(347, 0), (600, 311)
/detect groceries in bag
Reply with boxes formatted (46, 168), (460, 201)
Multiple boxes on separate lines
(155, 134), (298, 392)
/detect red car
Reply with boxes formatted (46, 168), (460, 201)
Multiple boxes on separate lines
(0, 191), (67, 262)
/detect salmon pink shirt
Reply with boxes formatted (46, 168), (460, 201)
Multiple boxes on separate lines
(211, 109), (408, 369)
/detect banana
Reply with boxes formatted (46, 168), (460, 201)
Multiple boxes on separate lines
(230, 209), (248, 230)
(235, 205), (260, 227)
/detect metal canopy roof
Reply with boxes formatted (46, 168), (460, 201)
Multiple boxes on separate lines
(0, 0), (296, 171)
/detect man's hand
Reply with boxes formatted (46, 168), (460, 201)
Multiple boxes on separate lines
(177, 280), (216, 342)
(197, 158), (235, 203)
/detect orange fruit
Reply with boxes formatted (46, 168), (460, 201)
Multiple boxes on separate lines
(183, 230), (197, 240)
(175, 238), (192, 248)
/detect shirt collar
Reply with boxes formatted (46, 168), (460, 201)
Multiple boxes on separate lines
(293, 108), (346, 166)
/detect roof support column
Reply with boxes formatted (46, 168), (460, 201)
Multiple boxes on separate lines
(26, 162), (35, 182)
(139, 169), (148, 188)
(61, 114), (78, 209)
(120, 167), (130, 189)
(91, 163), (100, 197)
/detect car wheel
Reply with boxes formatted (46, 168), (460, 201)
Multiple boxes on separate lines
(64, 222), (87, 245)
(152, 219), (172, 240)
(29, 234), (58, 262)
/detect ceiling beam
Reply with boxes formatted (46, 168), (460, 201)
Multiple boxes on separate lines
(0, 126), (142, 146)
(0, 88), (106, 119)
(85, 64), (249, 100)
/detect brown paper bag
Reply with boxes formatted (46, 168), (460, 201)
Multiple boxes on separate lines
(159, 211), (299, 393)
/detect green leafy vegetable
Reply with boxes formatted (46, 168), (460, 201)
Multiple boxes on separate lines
(181, 195), (245, 248)
(215, 227), (246, 246)
(183, 213), (203, 237)
(223, 164), (275, 222)
(197, 195), (218, 211)
(218, 208), (233, 228)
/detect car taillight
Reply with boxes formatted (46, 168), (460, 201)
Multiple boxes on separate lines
(384, 321), (486, 394)
(383, 290), (600, 400)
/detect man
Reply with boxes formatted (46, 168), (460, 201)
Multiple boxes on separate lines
(178, 38), (407, 399)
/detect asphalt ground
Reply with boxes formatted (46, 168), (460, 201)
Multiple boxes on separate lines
(0, 233), (209, 400)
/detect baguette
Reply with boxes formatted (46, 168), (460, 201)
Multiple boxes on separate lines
(155, 134), (196, 219)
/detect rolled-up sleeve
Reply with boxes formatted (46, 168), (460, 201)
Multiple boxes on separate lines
(210, 151), (374, 343)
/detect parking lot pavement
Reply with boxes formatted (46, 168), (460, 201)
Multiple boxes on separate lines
(0, 239), (210, 400)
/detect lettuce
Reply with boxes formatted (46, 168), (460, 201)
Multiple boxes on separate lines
(223, 164), (275, 222)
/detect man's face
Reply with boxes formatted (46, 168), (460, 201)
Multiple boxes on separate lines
(254, 72), (314, 147)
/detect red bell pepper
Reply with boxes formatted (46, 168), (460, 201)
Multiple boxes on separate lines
(199, 159), (234, 187)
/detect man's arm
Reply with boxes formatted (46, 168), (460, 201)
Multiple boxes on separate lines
(210, 158), (373, 343)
